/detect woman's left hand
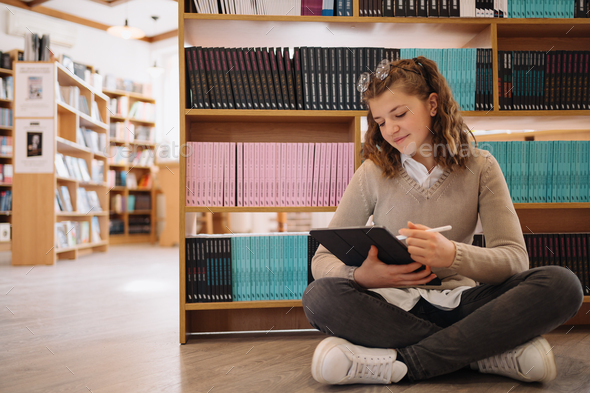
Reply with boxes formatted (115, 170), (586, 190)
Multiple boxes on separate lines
(398, 221), (456, 268)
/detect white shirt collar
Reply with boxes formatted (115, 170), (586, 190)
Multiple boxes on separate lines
(400, 153), (444, 189)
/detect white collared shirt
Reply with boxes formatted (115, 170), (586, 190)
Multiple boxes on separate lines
(368, 154), (472, 311)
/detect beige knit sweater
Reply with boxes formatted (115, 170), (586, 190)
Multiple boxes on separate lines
(311, 149), (530, 289)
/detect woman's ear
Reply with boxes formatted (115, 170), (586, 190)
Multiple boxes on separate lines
(428, 92), (438, 117)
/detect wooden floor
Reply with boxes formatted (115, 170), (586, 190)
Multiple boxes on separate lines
(1, 245), (589, 393)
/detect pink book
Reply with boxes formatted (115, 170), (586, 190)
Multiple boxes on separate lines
(285, 143), (292, 206)
(275, 143), (280, 207)
(219, 143), (225, 206)
(200, 142), (207, 206)
(301, 143), (308, 207)
(291, 143), (297, 206)
(212, 142), (219, 206)
(328, 142), (336, 206)
(237, 142), (243, 207)
(243, 143), (249, 207)
(306, 143), (314, 206)
(312, 143), (321, 206)
(347, 143), (354, 188)
(230, 142), (236, 206)
(336, 142), (344, 205)
(279, 143), (287, 206)
(224, 143), (230, 206)
(193, 142), (198, 206)
(260, 143), (266, 206)
(207, 142), (213, 206)
(249, 143), (255, 207)
(269, 143), (275, 207)
(254, 143), (260, 207)
(323, 143), (332, 207)
(296, 143), (302, 206)
(185, 143), (191, 206)
(317, 143), (325, 207)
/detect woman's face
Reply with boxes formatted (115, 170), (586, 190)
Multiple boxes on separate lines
(369, 86), (438, 157)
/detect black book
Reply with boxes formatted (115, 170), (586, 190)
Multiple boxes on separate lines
(475, 49), (481, 111)
(201, 238), (210, 302)
(249, 49), (266, 109)
(577, 0), (586, 17)
(195, 47), (211, 109)
(559, 50), (567, 110)
(220, 49), (235, 109)
(203, 48), (218, 109)
(395, 0), (405, 16)
(367, 0), (373, 16)
(407, 0), (417, 16)
(417, 0), (427, 16)
(439, 0), (449, 17)
(582, 52), (589, 110)
(276, 48), (291, 110)
(538, 51), (545, 110)
(283, 47), (298, 110)
(357, 47), (365, 109)
(385, 0), (394, 16)
(229, 48), (247, 110)
(450, 0), (460, 16)
(329, 47), (339, 110)
(213, 48), (229, 109)
(315, 47), (325, 110)
(257, 48), (275, 109)
(308, 47), (318, 110)
(428, 0), (438, 16)
(359, 0), (366, 16)
(351, 47), (359, 110)
(549, 52), (556, 110)
(544, 52), (551, 110)
(241, 48), (259, 109)
(344, 46), (351, 110)
(186, 238), (193, 303)
(525, 51), (532, 110)
(583, 234), (589, 296)
(488, 48), (495, 110)
(225, 238), (233, 301)
(322, 48), (331, 111)
(377, 0), (383, 16)
(300, 47), (312, 110)
(575, 51), (582, 110)
(184, 48), (196, 109)
(566, 51), (573, 110)
(293, 48), (305, 110)
(498, 51), (504, 110)
(269, 48), (284, 109)
(504, 50), (511, 110)
(336, 47), (345, 110)
(216, 238), (224, 301)
(213, 238), (221, 301)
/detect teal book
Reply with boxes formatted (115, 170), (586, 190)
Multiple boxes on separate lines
(269, 236), (275, 300)
(530, 142), (537, 202)
(299, 235), (306, 298)
(565, 141), (572, 202)
(584, 142), (589, 202)
(246, 236), (252, 301)
(231, 237), (238, 301)
(256, 236), (261, 301)
(551, 140), (558, 202)
(264, 236), (270, 300)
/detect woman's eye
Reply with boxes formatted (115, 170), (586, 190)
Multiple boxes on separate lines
(396, 112), (407, 118)
(378, 122), (385, 128)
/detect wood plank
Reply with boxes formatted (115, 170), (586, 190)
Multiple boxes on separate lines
(516, 208), (590, 233)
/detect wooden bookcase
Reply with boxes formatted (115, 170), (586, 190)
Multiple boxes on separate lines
(12, 61), (109, 265)
(102, 88), (156, 245)
(178, 0), (590, 342)
(0, 64), (13, 252)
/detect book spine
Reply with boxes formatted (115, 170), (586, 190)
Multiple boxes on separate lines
(238, 49), (256, 109)
(203, 49), (217, 109)
(276, 48), (290, 110)
(249, 50), (266, 109)
(293, 48), (305, 110)
(214, 48), (229, 109)
(220, 49), (235, 109)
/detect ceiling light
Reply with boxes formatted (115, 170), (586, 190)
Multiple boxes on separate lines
(147, 61), (165, 77)
(107, 19), (145, 40)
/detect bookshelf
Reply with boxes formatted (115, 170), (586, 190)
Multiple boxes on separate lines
(0, 64), (12, 252)
(12, 61), (109, 265)
(102, 88), (156, 245)
(178, 1), (590, 342)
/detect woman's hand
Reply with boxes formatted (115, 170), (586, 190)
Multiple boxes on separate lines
(398, 221), (456, 269)
(353, 245), (437, 289)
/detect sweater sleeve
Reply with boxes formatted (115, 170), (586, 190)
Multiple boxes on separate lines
(311, 162), (375, 280)
(448, 153), (529, 284)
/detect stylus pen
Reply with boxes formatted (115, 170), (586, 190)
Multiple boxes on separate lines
(396, 225), (453, 241)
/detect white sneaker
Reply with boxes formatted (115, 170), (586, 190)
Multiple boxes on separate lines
(311, 337), (408, 385)
(470, 336), (557, 383)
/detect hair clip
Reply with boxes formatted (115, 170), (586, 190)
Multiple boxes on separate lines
(356, 72), (371, 93)
(375, 59), (391, 80)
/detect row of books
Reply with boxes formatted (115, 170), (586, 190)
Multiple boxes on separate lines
(128, 102), (156, 123)
(57, 85), (104, 123)
(55, 154), (104, 184)
(55, 186), (103, 213)
(480, 141), (590, 203)
(185, 142), (355, 207)
(0, 136), (12, 155)
(474, 233), (590, 295)
(110, 219), (124, 235)
(108, 146), (155, 167)
(124, 172), (153, 189)
(129, 216), (151, 234)
(498, 50), (590, 111)
(185, 234), (314, 303)
(55, 217), (102, 249)
(107, 169), (127, 187)
(103, 75), (152, 97)
(190, 0), (353, 15)
(0, 76), (13, 100)
(110, 122), (155, 144)
(0, 164), (13, 184)
(186, 46), (489, 112)
(109, 96), (129, 118)
(110, 194), (151, 213)
(0, 108), (12, 127)
(0, 223), (11, 242)
(0, 51), (12, 70)
(24, 33), (50, 62)
(0, 190), (11, 211)
(75, 127), (107, 155)
(360, 0), (586, 18)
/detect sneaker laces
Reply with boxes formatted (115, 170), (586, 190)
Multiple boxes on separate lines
(347, 354), (395, 383)
(478, 349), (521, 374)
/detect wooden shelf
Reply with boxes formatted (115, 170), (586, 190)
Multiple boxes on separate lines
(0, 125), (13, 131)
(128, 210), (152, 215)
(0, 241), (11, 252)
(130, 140), (156, 147)
(185, 300), (302, 311)
(0, 154), (13, 159)
(0, 211), (11, 216)
(109, 115), (126, 121)
(0, 183), (12, 187)
(55, 240), (108, 254)
(128, 118), (155, 125)
(0, 67), (13, 75)
(102, 88), (155, 103)
(514, 203), (590, 210)
(0, 98), (13, 104)
(56, 211), (108, 217)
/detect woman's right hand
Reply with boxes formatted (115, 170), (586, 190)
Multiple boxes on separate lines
(353, 245), (438, 289)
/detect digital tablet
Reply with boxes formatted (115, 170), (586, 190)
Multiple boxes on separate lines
(309, 226), (442, 286)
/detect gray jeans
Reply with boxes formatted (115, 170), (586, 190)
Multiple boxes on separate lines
(302, 265), (584, 381)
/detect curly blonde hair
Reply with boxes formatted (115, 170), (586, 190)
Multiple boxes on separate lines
(361, 56), (477, 179)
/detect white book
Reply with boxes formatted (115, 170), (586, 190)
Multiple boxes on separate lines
(77, 158), (92, 182)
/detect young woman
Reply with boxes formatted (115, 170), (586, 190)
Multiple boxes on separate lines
(302, 56), (584, 385)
